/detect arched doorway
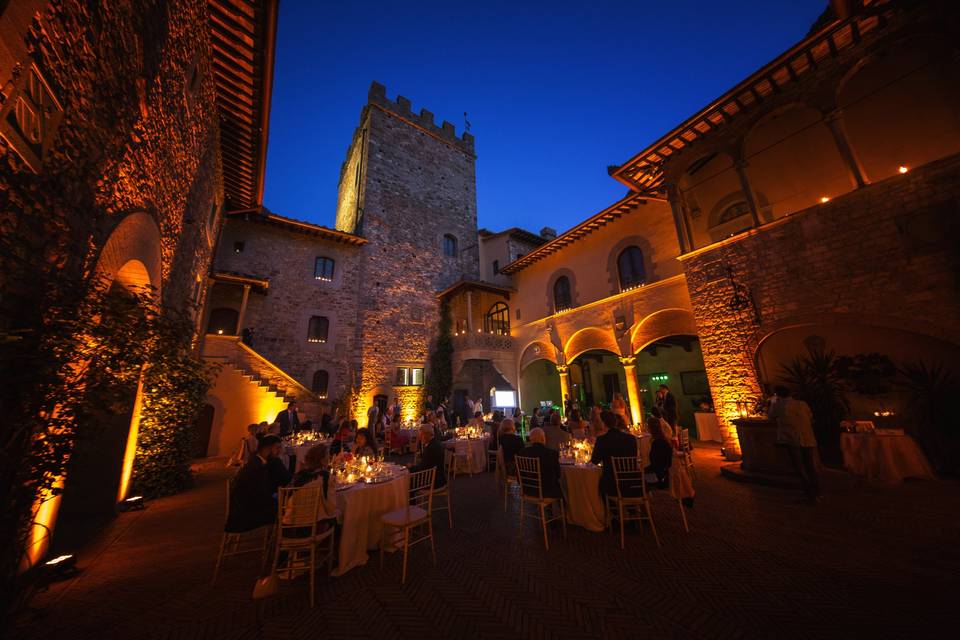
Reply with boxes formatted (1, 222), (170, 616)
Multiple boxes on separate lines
(31, 212), (163, 564)
(632, 335), (712, 436)
(568, 349), (625, 413)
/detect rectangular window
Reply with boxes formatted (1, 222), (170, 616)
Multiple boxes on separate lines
(492, 260), (499, 275)
(395, 366), (424, 386)
(307, 316), (329, 343)
(314, 256), (335, 281)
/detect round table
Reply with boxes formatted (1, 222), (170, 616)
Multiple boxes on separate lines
(332, 466), (408, 576)
(841, 432), (934, 484)
(561, 463), (605, 532)
(284, 438), (332, 470)
(444, 436), (489, 474)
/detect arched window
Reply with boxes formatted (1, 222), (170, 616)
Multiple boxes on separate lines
(617, 246), (646, 291)
(312, 370), (329, 398)
(207, 307), (239, 335)
(443, 234), (458, 257)
(553, 276), (572, 313)
(717, 201), (751, 225)
(307, 316), (329, 343)
(484, 302), (510, 335)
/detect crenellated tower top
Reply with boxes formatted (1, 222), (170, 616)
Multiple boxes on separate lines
(367, 81), (475, 155)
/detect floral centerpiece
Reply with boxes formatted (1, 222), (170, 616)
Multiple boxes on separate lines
(455, 425), (485, 439)
(560, 439), (593, 464)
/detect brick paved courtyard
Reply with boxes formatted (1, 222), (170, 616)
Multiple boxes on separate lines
(16, 445), (960, 640)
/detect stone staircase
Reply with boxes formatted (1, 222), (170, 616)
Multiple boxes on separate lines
(201, 335), (325, 422)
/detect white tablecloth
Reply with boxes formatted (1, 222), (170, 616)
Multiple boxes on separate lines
(841, 432), (934, 484)
(561, 464), (604, 532)
(635, 434), (652, 465)
(332, 469), (408, 576)
(284, 438), (332, 470)
(444, 437), (489, 473)
(694, 412), (722, 442)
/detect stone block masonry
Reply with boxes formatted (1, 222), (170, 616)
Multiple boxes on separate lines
(337, 82), (480, 418)
(681, 151), (960, 456)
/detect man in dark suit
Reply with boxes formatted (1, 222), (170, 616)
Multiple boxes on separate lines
(517, 428), (562, 499)
(409, 425), (446, 489)
(656, 384), (678, 427)
(591, 410), (638, 496)
(275, 401), (300, 437)
(225, 435), (284, 533)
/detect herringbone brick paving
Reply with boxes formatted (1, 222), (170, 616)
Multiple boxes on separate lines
(16, 444), (960, 639)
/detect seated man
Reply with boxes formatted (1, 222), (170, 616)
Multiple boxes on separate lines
(408, 425), (446, 490)
(591, 410), (638, 496)
(225, 435), (284, 533)
(543, 412), (571, 451)
(518, 427), (562, 499)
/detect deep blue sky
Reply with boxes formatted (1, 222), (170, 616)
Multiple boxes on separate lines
(263, 0), (825, 235)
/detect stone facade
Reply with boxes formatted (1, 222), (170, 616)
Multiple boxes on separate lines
(208, 217), (364, 405)
(336, 82), (479, 418)
(681, 151), (960, 454)
(0, 0), (222, 327)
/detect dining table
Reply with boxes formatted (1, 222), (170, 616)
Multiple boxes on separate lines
(560, 462), (605, 532)
(331, 464), (408, 576)
(840, 430), (935, 484)
(444, 436), (489, 474)
(283, 437), (333, 471)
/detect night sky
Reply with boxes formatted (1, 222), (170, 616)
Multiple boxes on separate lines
(263, 0), (826, 235)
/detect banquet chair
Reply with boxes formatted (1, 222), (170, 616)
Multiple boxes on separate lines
(212, 479), (272, 585)
(496, 448), (519, 512)
(271, 485), (335, 607)
(386, 431), (405, 458)
(486, 444), (498, 472)
(431, 450), (454, 528)
(515, 455), (566, 551)
(678, 428), (696, 479)
(380, 467), (436, 584)
(606, 456), (660, 549)
(451, 445), (472, 478)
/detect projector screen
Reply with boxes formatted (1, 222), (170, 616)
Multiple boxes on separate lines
(493, 390), (516, 408)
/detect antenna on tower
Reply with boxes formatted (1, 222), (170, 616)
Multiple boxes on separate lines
(463, 112), (471, 133)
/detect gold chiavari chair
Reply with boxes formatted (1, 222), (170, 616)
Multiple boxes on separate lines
(272, 485), (335, 607)
(606, 456), (660, 550)
(515, 455), (566, 551)
(380, 467), (436, 584)
(212, 478), (273, 585)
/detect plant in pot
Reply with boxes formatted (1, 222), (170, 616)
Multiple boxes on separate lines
(779, 346), (849, 466)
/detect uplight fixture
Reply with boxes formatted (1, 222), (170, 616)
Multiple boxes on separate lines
(898, 166), (909, 174)
(819, 196), (830, 203)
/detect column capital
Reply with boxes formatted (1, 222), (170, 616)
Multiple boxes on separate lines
(618, 355), (637, 367)
(556, 364), (569, 374)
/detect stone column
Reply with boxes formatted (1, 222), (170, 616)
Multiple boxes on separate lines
(466, 290), (474, 332)
(666, 184), (689, 254)
(619, 356), (643, 426)
(826, 109), (868, 189)
(237, 284), (251, 335)
(734, 160), (763, 228)
(556, 364), (570, 418)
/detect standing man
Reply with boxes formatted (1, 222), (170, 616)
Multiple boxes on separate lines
(408, 425), (446, 490)
(655, 384), (678, 427)
(769, 385), (821, 503)
(275, 401), (300, 437)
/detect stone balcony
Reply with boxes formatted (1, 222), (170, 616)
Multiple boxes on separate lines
(452, 331), (513, 353)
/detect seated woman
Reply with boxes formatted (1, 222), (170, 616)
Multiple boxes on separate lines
(352, 428), (378, 458)
(330, 421), (353, 455)
(387, 414), (409, 450)
(588, 406), (604, 441)
(644, 416), (674, 489)
(649, 406), (674, 441)
(566, 409), (588, 439)
(497, 418), (525, 476)
(287, 444), (337, 534)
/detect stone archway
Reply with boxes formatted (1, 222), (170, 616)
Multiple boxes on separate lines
(30, 212), (163, 567)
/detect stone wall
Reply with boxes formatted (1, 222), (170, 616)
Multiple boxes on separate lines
(0, 0), (222, 327)
(211, 218), (363, 405)
(337, 83), (480, 417)
(681, 151), (960, 455)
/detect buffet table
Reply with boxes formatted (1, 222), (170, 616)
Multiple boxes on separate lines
(694, 412), (722, 442)
(841, 431), (934, 484)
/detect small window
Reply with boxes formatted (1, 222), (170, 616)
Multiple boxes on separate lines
(553, 276), (572, 313)
(307, 316), (329, 343)
(516, 253), (524, 260)
(443, 234), (457, 257)
(314, 256), (335, 281)
(717, 201), (751, 225)
(484, 302), (510, 336)
(492, 260), (499, 275)
(233, 241), (244, 254)
(617, 246), (646, 291)
(312, 370), (329, 398)
(395, 366), (424, 386)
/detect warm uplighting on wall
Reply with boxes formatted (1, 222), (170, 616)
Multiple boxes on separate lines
(819, 196), (830, 204)
(898, 166), (909, 174)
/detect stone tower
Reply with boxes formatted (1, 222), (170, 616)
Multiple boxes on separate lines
(336, 81), (479, 420)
